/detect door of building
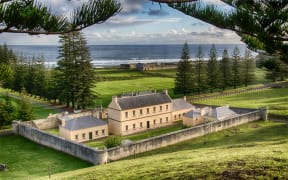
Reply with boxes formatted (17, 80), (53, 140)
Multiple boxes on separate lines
(147, 121), (150, 129)
(89, 132), (93, 140)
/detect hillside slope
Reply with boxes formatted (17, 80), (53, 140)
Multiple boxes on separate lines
(46, 121), (288, 179)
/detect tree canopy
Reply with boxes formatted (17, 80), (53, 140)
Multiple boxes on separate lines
(0, 0), (121, 35)
(166, 0), (288, 63)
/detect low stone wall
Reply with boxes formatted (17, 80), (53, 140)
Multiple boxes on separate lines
(0, 129), (13, 136)
(32, 118), (59, 130)
(107, 109), (264, 161)
(13, 108), (267, 165)
(13, 122), (106, 165)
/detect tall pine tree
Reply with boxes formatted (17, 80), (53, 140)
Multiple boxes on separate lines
(243, 50), (256, 87)
(207, 44), (219, 92)
(57, 32), (95, 109)
(231, 46), (242, 89)
(174, 42), (194, 95)
(195, 45), (207, 95)
(219, 49), (232, 91)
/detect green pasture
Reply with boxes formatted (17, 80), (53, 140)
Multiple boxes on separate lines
(49, 121), (288, 179)
(194, 87), (288, 117)
(0, 94), (56, 121)
(93, 77), (175, 107)
(0, 135), (91, 180)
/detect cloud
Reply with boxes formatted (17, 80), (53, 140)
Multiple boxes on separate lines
(146, 8), (169, 16)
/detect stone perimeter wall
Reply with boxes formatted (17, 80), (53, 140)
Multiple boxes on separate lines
(107, 108), (266, 161)
(13, 108), (267, 165)
(13, 122), (107, 165)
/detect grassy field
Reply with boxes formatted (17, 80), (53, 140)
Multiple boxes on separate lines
(84, 122), (184, 148)
(194, 87), (288, 117)
(0, 94), (56, 126)
(0, 135), (92, 180)
(48, 121), (288, 179)
(92, 67), (270, 107)
(93, 77), (175, 107)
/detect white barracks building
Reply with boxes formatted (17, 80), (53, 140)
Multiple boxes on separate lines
(108, 90), (194, 135)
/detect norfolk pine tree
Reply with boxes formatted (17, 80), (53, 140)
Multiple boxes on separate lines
(219, 49), (232, 91)
(231, 46), (242, 89)
(207, 44), (219, 93)
(174, 42), (194, 95)
(243, 50), (256, 87)
(57, 32), (95, 109)
(195, 45), (207, 95)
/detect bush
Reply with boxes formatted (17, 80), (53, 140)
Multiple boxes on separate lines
(104, 136), (121, 148)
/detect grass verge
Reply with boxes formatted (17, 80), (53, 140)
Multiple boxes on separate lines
(0, 135), (91, 180)
(48, 121), (288, 179)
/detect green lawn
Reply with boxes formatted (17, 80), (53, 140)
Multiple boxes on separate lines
(84, 122), (184, 148)
(93, 77), (175, 107)
(44, 128), (60, 136)
(0, 94), (57, 121)
(0, 135), (91, 180)
(194, 87), (288, 117)
(49, 121), (288, 179)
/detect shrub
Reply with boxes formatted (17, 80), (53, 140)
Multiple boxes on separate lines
(104, 136), (121, 148)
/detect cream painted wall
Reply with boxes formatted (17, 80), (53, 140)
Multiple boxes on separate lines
(183, 116), (205, 127)
(60, 124), (108, 143)
(172, 108), (194, 121)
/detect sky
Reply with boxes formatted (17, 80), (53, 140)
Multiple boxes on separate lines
(0, 0), (244, 45)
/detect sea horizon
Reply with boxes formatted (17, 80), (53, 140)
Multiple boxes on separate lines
(8, 44), (249, 68)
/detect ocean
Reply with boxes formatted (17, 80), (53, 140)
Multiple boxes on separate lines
(8, 44), (248, 68)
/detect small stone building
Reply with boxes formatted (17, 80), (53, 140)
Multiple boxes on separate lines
(59, 116), (108, 142)
(183, 108), (208, 127)
(172, 97), (195, 121)
(183, 106), (239, 127)
(205, 106), (239, 121)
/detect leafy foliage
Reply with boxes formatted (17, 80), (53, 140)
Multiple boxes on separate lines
(104, 136), (122, 148)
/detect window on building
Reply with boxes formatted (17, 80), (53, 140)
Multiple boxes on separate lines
(125, 112), (128, 118)
(166, 117), (168, 123)
(153, 107), (156, 113)
(140, 109), (143, 115)
(133, 124), (136, 129)
(133, 110), (136, 116)
(174, 115), (177, 119)
(82, 133), (85, 139)
(95, 131), (98, 136)
(126, 125), (128, 131)
(140, 122), (143, 128)
(147, 108), (149, 114)
(75, 135), (78, 140)
(166, 105), (169, 111)
(160, 106), (162, 112)
(102, 129), (105, 134)
(160, 118), (162, 124)
(153, 119), (156, 125)
(179, 114), (181, 118)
